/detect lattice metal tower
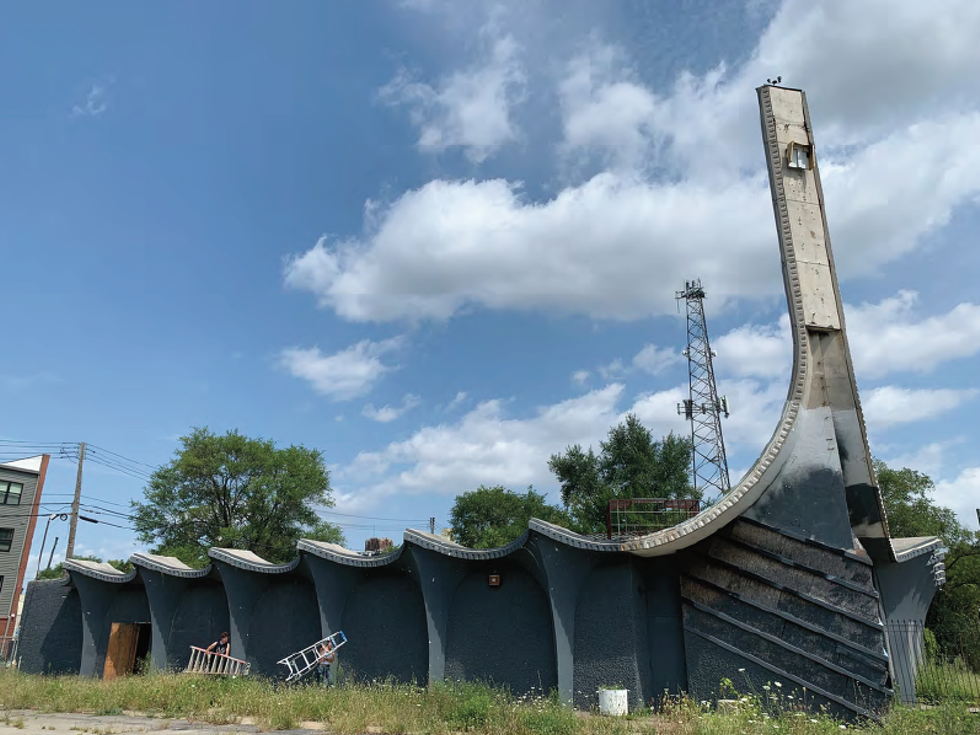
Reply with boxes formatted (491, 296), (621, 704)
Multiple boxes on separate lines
(676, 279), (731, 501)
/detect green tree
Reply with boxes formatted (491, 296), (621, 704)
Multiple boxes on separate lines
(131, 427), (344, 567)
(548, 414), (695, 534)
(450, 485), (571, 549)
(875, 460), (972, 545)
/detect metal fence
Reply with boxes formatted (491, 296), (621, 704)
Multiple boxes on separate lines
(886, 619), (980, 706)
(606, 498), (700, 539)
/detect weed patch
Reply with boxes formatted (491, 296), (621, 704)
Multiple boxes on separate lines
(0, 669), (976, 734)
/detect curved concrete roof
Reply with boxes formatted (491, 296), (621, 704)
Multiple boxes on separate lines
(131, 552), (211, 578)
(208, 548), (300, 574)
(404, 528), (530, 560)
(63, 558), (138, 584)
(298, 539), (405, 567)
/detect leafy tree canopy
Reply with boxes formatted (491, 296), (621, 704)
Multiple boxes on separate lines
(548, 414), (695, 534)
(450, 485), (571, 549)
(131, 427), (344, 567)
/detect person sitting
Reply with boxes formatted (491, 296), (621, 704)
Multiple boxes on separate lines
(315, 640), (336, 687)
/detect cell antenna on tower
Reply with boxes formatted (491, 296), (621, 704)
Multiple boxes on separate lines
(676, 279), (731, 503)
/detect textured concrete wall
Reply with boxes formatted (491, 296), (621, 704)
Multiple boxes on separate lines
(169, 582), (229, 670)
(445, 562), (557, 695)
(574, 562), (646, 709)
(341, 569), (428, 685)
(17, 580), (82, 675)
(247, 578), (321, 678)
(640, 556), (687, 701)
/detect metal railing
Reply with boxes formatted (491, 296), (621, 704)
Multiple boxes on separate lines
(886, 619), (980, 706)
(184, 646), (250, 676)
(606, 498), (701, 539)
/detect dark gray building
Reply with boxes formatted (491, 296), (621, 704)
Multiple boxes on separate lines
(16, 87), (949, 721)
(0, 454), (50, 658)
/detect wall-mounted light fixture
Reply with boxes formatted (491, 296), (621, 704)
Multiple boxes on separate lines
(786, 141), (814, 170)
(488, 573), (501, 588)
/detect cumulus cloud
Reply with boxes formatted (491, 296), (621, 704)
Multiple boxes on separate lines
(633, 344), (685, 375)
(363, 394), (422, 423)
(863, 386), (978, 429)
(847, 291), (980, 378)
(713, 293), (980, 382)
(378, 27), (525, 162)
(286, 0), (980, 326)
(714, 317), (791, 380)
(335, 373), (792, 508)
(934, 467), (980, 531)
(279, 337), (404, 400)
(284, 118), (980, 325)
(558, 41), (658, 170)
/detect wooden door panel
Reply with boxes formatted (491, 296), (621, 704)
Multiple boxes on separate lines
(104, 623), (139, 681)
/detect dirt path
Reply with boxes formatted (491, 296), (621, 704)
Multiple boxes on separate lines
(0, 711), (337, 735)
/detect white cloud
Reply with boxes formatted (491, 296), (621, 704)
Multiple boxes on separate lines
(284, 109), (980, 324)
(337, 374), (793, 508)
(571, 369), (591, 385)
(632, 344), (684, 375)
(284, 0), (980, 325)
(283, 172), (774, 322)
(711, 292), (980, 383)
(343, 384), (627, 495)
(279, 337), (404, 401)
(863, 386), (978, 429)
(558, 42), (657, 170)
(447, 390), (469, 410)
(597, 358), (626, 380)
(71, 81), (110, 118)
(847, 291), (980, 378)
(934, 467), (980, 531)
(714, 317), (791, 380)
(378, 29), (525, 163)
(882, 439), (966, 479)
(362, 394), (422, 423)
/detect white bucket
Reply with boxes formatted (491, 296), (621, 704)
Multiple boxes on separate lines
(598, 688), (628, 716)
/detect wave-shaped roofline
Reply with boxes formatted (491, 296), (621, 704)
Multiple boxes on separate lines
(59, 522), (943, 586)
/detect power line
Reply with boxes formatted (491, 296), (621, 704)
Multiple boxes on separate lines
(87, 444), (159, 470)
(79, 505), (135, 520)
(316, 509), (431, 523)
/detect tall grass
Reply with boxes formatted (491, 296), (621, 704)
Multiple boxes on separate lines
(0, 669), (975, 735)
(916, 657), (980, 706)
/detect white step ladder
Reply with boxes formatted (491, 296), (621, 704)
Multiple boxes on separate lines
(277, 631), (347, 683)
(184, 646), (251, 676)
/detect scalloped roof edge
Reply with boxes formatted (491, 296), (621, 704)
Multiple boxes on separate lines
(60, 525), (943, 584)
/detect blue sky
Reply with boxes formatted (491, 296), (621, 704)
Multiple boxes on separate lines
(3, 0), (980, 571)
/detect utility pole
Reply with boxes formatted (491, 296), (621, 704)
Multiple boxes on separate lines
(429, 517), (436, 535)
(47, 537), (59, 571)
(66, 442), (86, 559)
(676, 279), (731, 505)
